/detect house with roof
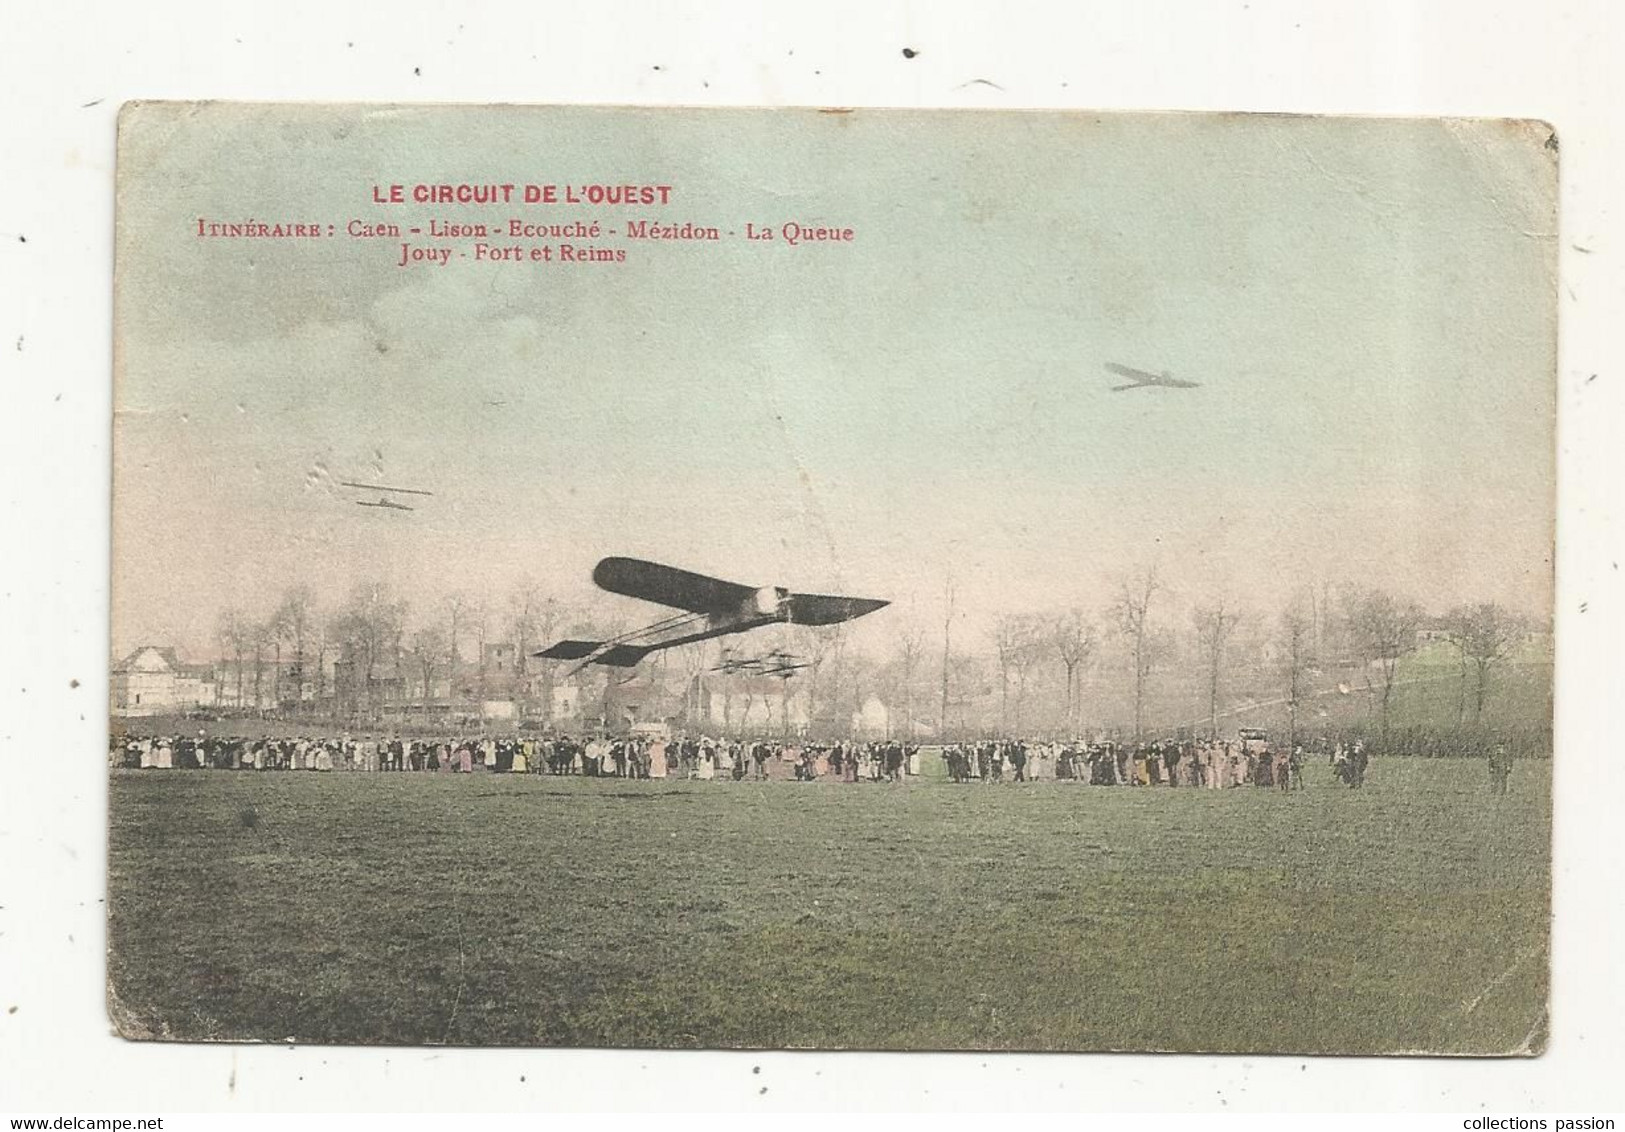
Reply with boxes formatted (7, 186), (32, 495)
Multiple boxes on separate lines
(110, 646), (217, 716)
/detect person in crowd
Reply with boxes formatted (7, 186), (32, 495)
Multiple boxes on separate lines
(118, 711), (1485, 808)
(1008, 741), (1028, 783)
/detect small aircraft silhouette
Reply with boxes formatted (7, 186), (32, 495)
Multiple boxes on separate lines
(764, 654), (811, 679)
(341, 481), (434, 512)
(1105, 362), (1201, 391)
(537, 557), (887, 676)
(713, 648), (810, 678)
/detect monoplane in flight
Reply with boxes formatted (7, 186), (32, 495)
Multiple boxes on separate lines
(1105, 362), (1201, 391)
(537, 557), (887, 674)
(342, 481), (434, 512)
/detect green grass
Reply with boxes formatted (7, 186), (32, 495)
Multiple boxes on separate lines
(1386, 658), (1553, 729)
(106, 757), (1549, 1053)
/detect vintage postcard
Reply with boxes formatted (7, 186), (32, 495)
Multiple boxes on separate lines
(108, 103), (1556, 1053)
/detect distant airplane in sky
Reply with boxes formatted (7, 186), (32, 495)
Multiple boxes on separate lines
(1105, 362), (1201, 391)
(713, 648), (810, 679)
(341, 481), (433, 513)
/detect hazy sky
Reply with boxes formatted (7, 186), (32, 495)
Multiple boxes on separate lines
(112, 105), (1557, 659)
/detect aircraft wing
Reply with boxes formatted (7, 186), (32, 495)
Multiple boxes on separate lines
(592, 557), (758, 613)
(594, 644), (654, 667)
(341, 481), (434, 496)
(783, 592), (890, 625)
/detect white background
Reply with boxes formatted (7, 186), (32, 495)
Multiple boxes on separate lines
(1, 0), (1621, 1115)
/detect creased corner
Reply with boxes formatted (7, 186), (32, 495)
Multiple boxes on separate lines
(106, 976), (158, 1042)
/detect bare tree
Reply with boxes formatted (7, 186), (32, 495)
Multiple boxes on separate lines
(939, 577), (956, 737)
(216, 607), (249, 708)
(469, 596), (490, 700)
(666, 640), (711, 728)
(992, 614), (1037, 736)
(1343, 586), (1422, 749)
(812, 628), (876, 738)
(1309, 584), (1320, 659)
(1279, 594), (1315, 754)
(1050, 609), (1098, 738)
(333, 581), (408, 714)
(829, 628), (855, 737)
(444, 592), (471, 688)
(801, 626), (841, 733)
(324, 609), (352, 714)
(248, 619), (273, 711)
(1112, 566), (1161, 745)
(836, 650), (878, 737)
(271, 585), (315, 711)
(507, 581), (547, 705)
(1191, 598), (1243, 739)
(568, 614), (625, 730)
(893, 623), (926, 741)
(941, 653), (985, 737)
(533, 597), (563, 722)
(739, 676), (767, 735)
(1451, 602), (1528, 721)
(409, 623), (451, 702)
(600, 668), (638, 732)
(1010, 620), (1045, 736)
(314, 620), (330, 706)
(1316, 578), (1337, 658)
(1442, 607), (1472, 726)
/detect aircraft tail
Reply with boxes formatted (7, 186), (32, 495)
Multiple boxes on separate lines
(535, 639), (600, 660)
(534, 640), (654, 667)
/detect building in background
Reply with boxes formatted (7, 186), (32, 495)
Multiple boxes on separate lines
(110, 646), (217, 716)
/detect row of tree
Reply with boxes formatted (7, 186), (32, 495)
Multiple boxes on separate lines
(213, 582), (566, 713)
(205, 573), (1543, 746)
(972, 569), (1536, 752)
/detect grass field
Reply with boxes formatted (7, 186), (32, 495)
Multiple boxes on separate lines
(106, 757), (1550, 1053)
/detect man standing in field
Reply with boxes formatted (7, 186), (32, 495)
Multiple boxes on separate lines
(1350, 741), (1369, 787)
(1489, 742), (1512, 795)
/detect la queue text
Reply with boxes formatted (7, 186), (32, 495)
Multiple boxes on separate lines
(371, 183), (673, 205)
(744, 221), (855, 245)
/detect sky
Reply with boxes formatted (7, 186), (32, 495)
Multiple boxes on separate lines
(111, 104), (1558, 660)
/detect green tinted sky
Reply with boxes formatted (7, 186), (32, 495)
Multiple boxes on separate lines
(113, 104), (1557, 656)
